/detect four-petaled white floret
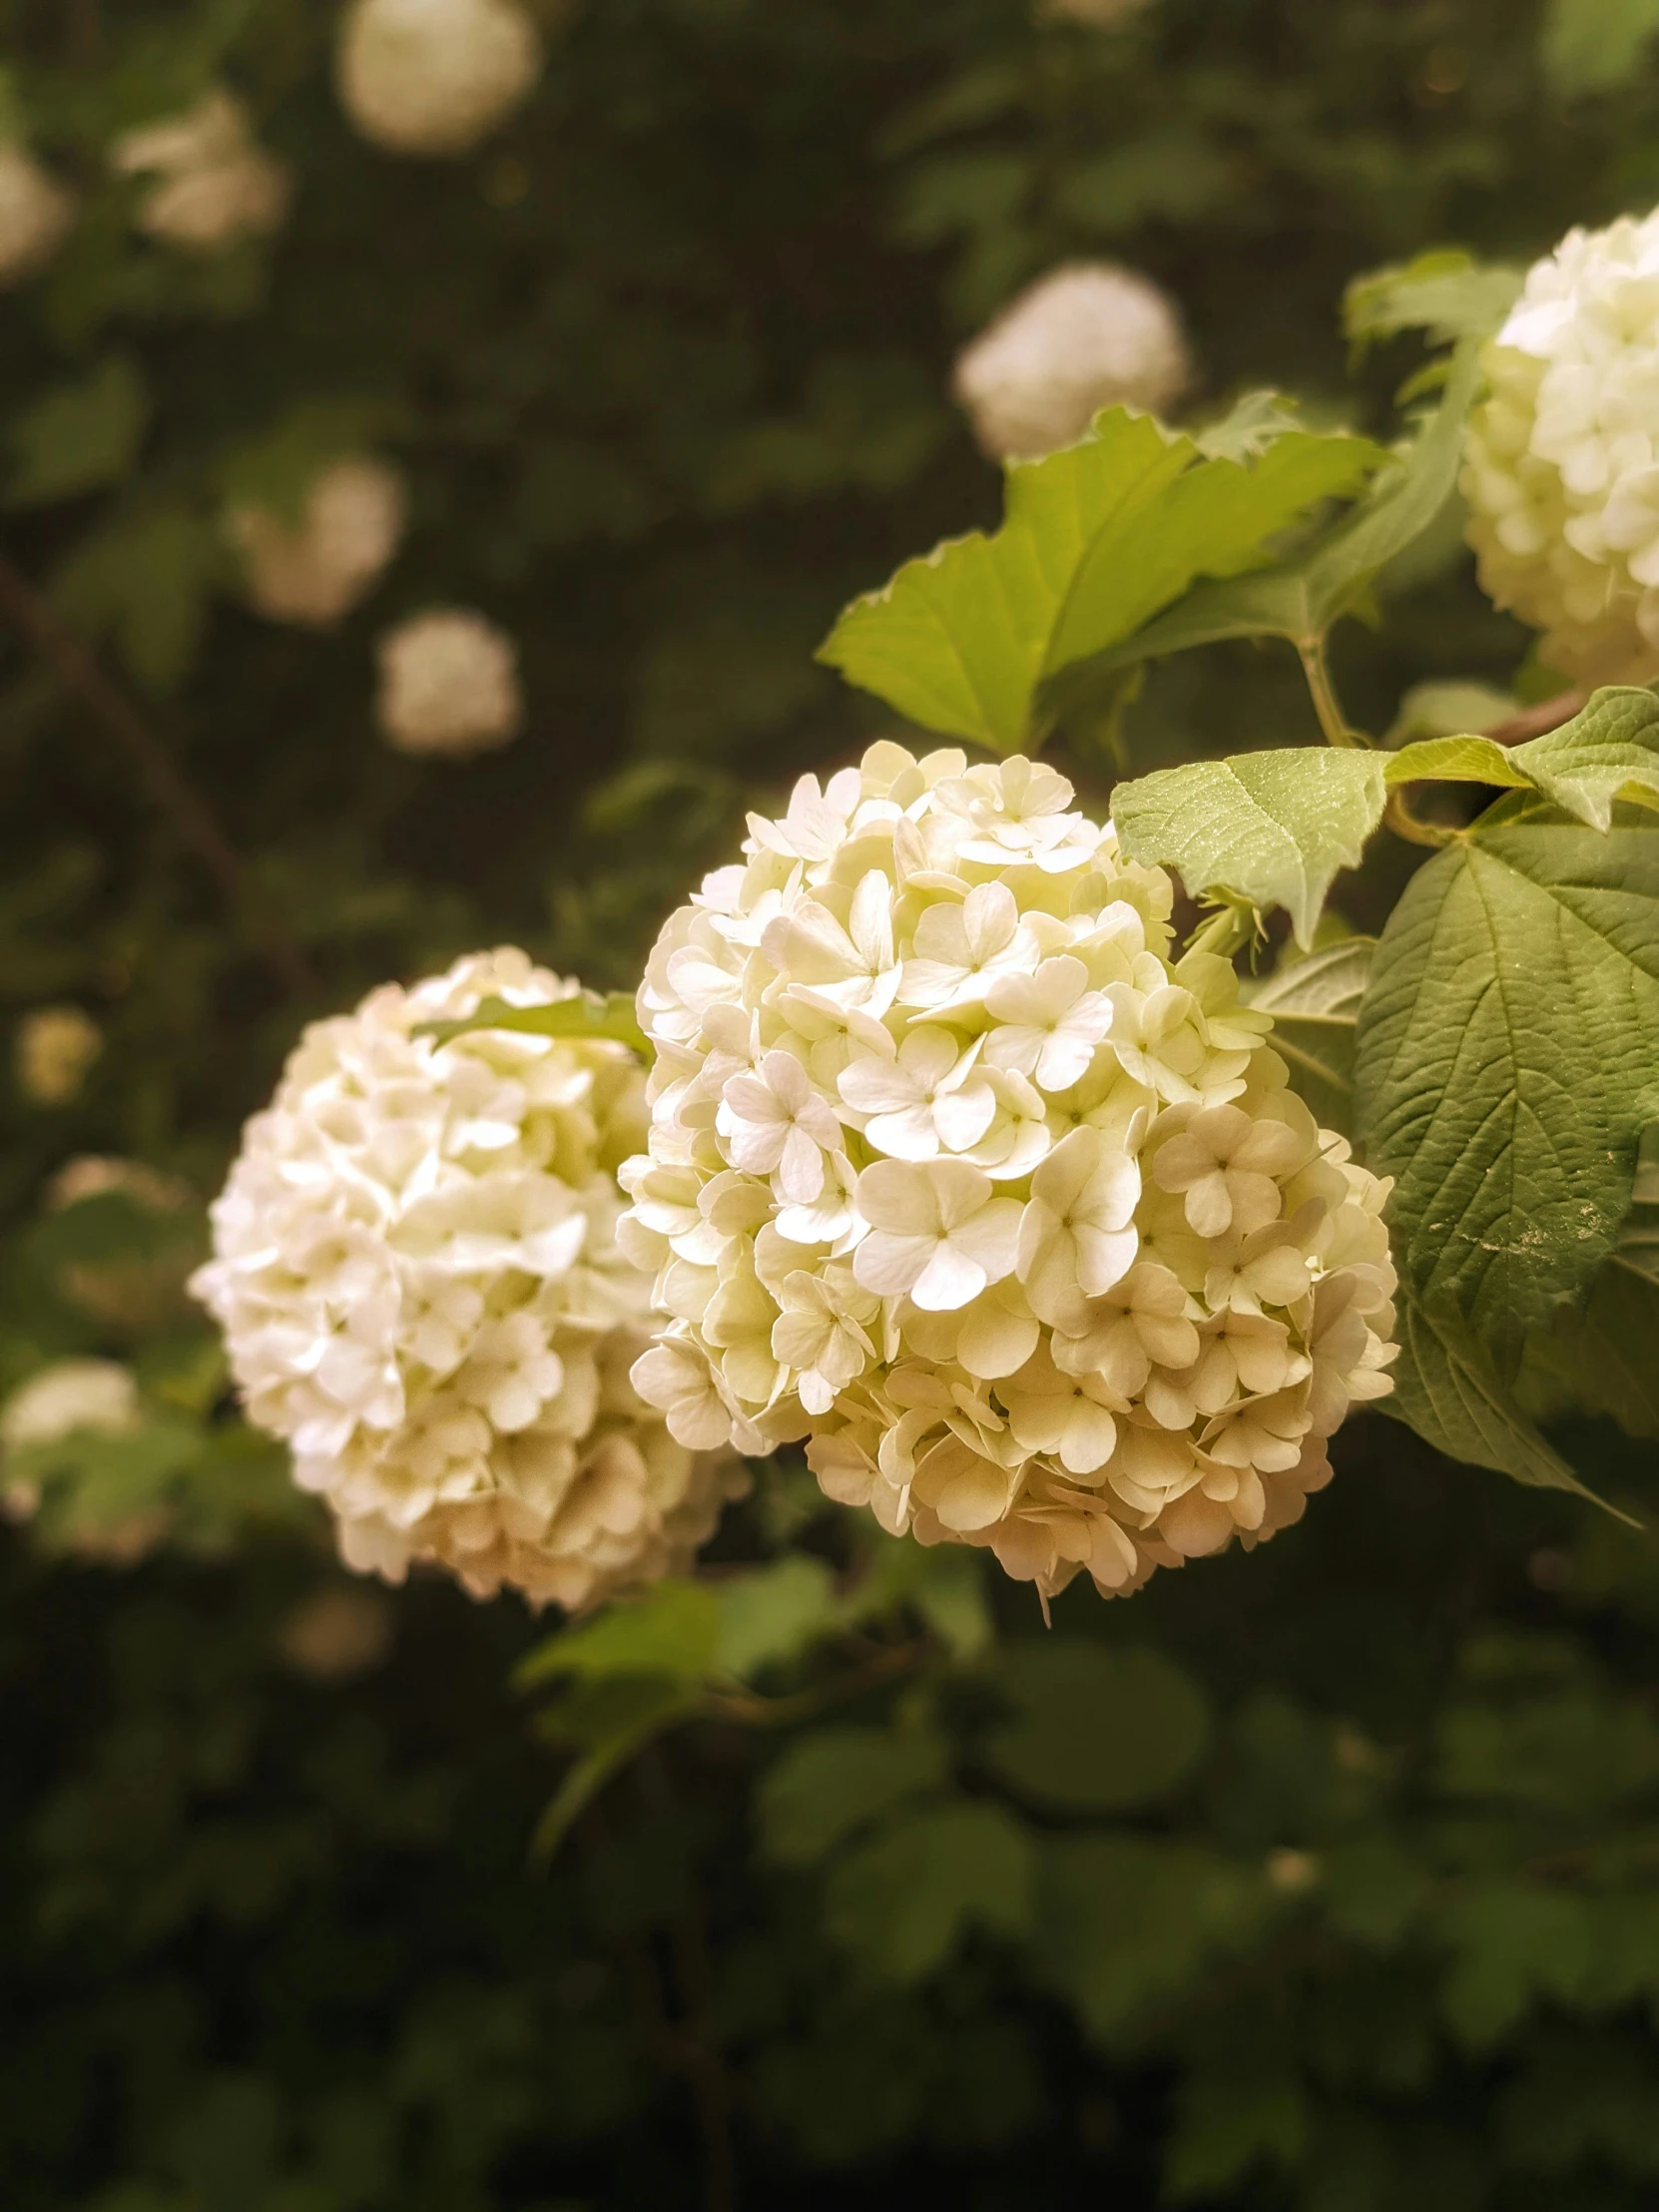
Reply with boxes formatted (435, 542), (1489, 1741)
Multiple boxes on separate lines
(1463, 208), (1659, 684)
(624, 743), (1397, 1604)
(953, 262), (1192, 460)
(192, 949), (742, 1609)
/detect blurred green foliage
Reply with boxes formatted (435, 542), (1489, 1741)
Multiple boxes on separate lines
(4, 0), (1659, 2206)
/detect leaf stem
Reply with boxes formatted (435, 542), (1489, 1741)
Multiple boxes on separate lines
(0, 551), (316, 1000)
(1297, 635), (1368, 748)
(1382, 788), (1458, 849)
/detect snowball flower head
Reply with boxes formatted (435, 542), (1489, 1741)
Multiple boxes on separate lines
(18, 1006), (102, 1105)
(193, 950), (741, 1608)
(1462, 208), (1659, 684)
(953, 262), (1192, 461)
(375, 608), (523, 758)
(0, 140), (74, 285)
(113, 90), (290, 254)
(337, 0), (544, 158)
(230, 457), (406, 629)
(624, 743), (1397, 1605)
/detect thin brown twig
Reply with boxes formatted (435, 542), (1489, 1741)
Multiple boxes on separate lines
(1482, 688), (1587, 747)
(0, 550), (316, 1000)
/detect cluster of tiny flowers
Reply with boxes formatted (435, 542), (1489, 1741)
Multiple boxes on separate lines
(192, 950), (742, 1609)
(1463, 208), (1659, 685)
(952, 263), (1192, 461)
(625, 743), (1396, 1604)
(17, 1006), (102, 1106)
(230, 457), (407, 629)
(337, 0), (543, 158)
(113, 91), (290, 255)
(376, 608), (523, 757)
(0, 140), (74, 286)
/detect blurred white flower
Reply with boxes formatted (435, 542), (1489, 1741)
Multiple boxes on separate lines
(625, 741), (1397, 1606)
(952, 262), (1192, 460)
(375, 608), (523, 758)
(17, 1007), (102, 1106)
(113, 90), (291, 254)
(278, 1585), (395, 1680)
(193, 949), (742, 1609)
(230, 456), (406, 629)
(0, 140), (74, 285)
(337, 0), (544, 159)
(1, 1360), (140, 1450)
(1463, 208), (1659, 683)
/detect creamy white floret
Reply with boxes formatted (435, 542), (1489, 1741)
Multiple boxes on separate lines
(337, 0), (543, 158)
(625, 743), (1397, 1605)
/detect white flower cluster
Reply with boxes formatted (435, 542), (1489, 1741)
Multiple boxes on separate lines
(625, 744), (1396, 1604)
(376, 609), (523, 757)
(230, 457), (406, 628)
(952, 262), (1192, 461)
(193, 950), (741, 1609)
(1463, 208), (1659, 685)
(337, 0), (544, 158)
(113, 90), (290, 255)
(0, 140), (74, 286)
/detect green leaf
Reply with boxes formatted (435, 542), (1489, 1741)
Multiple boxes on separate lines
(758, 1725), (953, 1867)
(219, 398), (406, 522)
(714, 1555), (840, 1680)
(983, 1640), (1210, 1814)
(528, 1675), (703, 1866)
(8, 356), (150, 509)
(1110, 748), (1386, 947)
(1530, 1128), (1659, 1439)
(418, 990), (650, 1059)
(818, 409), (1384, 752)
(1509, 686), (1659, 830)
(52, 501), (224, 694)
(1245, 937), (1377, 1137)
(1541, 0), (1659, 94)
(1089, 342), (1482, 670)
(1383, 1286), (1593, 1498)
(1386, 734), (1531, 791)
(515, 1580), (723, 1690)
(824, 1800), (1034, 1984)
(1344, 251), (1523, 353)
(1357, 802), (1659, 1368)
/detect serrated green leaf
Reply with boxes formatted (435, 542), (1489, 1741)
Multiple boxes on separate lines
(1509, 686), (1659, 830)
(1541, 0), (1659, 94)
(1344, 251), (1523, 352)
(515, 1580), (723, 1690)
(1111, 748), (1385, 947)
(818, 409), (1384, 752)
(1530, 1128), (1659, 1439)
(418, 990), (650, 1059)
(758, 1725), (952, 1867)
(1089, 343), (1482, 671)
(1246, 937), (1377, 1136)
(983, 1640), (1210, 1813)
(1382, 1286), (1593, 1498)
(1356, 803), (1659, 1369)
(8, 355), (150, 508)
(824, 1800), (1034, 1984)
